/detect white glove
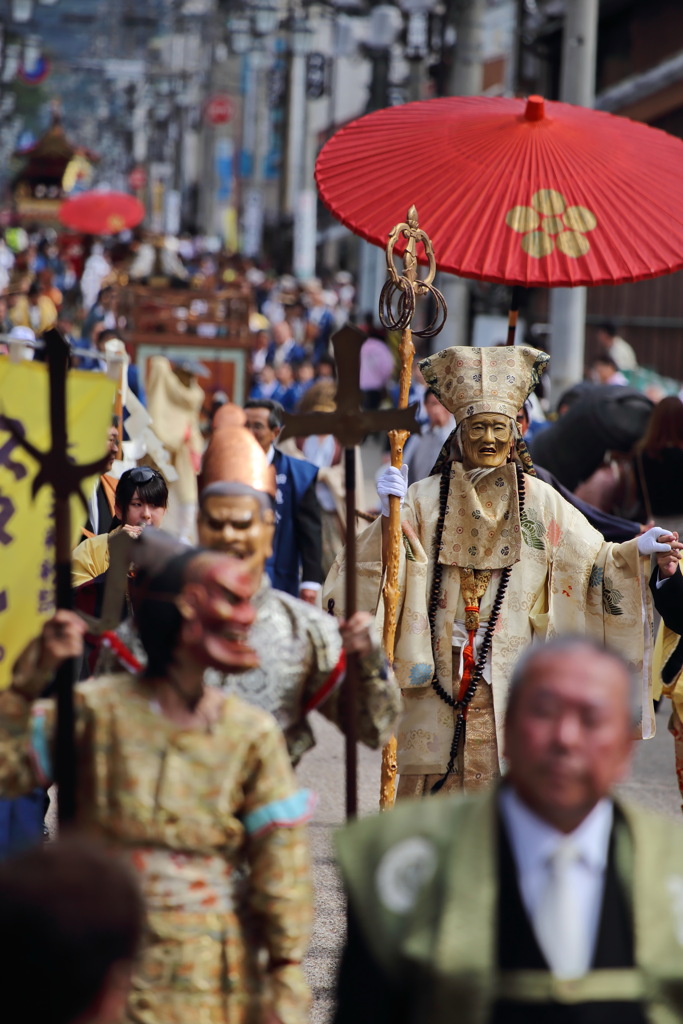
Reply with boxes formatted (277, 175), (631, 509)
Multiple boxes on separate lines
(377, 465), (409, 517)
(637, 526), (673, 556)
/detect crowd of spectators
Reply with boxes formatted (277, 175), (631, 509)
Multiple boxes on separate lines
(0, 227), (408, 422)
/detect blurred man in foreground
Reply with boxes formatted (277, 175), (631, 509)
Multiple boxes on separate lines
(334, 637), (683, 1024)
(0, 839), (144, 1024)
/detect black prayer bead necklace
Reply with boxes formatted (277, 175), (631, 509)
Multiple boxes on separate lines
(428, 460), (526, 793)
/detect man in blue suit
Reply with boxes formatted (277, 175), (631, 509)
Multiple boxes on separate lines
(244, 399), (323, 602)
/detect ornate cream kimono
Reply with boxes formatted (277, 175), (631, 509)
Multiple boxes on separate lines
(325, 466), (654, 780)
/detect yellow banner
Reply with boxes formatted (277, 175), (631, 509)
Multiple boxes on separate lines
(0, 358), (116, 689)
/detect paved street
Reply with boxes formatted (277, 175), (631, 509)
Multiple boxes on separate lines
(297, 702), (682, 1024)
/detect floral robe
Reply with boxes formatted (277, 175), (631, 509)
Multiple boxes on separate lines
(0, 672), (314, 1024)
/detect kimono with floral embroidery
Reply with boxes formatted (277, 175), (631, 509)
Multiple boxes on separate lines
(325, 469), (654, 776)
(0, 673), (313, 1024)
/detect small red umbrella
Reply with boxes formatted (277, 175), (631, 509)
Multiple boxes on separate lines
(58, 191), (145, 235)
(316, 95), (683, 288)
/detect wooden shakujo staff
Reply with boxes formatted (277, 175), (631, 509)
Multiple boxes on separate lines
(280, 325), (419, 820)
(379, 206), (447, 810)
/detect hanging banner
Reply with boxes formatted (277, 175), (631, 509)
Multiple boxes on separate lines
(0, 358), (116, 689)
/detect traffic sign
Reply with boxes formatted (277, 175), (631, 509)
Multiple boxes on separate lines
(205, 94), (234, 125)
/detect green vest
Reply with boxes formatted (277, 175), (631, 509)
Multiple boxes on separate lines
(336, 790), (683, 1024)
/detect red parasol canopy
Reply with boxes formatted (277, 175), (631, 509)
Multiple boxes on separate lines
(58, 190), (144, 235)
(316, 95), (683, 288)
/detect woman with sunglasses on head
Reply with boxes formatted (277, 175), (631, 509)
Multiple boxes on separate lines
(72, 467), (169, 588)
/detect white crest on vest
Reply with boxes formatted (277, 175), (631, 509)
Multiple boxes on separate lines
(667, 875), (683, 945)
(375, 837), (438, 914)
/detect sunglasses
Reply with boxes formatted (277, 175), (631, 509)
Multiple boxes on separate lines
(125, 467), (161, 484)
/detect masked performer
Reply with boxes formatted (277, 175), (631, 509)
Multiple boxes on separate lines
(85, 408), (399, 765)
(0, 535), (314, 1024)
(325, 345), (672, 798)
(196, 404), (400, 765)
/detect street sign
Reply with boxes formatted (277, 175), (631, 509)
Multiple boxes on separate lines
(204, 94), (234, 125)
(305, 53), (328, 100)
(128, 166), (147, 190)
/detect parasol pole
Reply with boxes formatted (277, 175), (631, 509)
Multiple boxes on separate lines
(378, 207), (447, 810)
(505, 285), (524, 346)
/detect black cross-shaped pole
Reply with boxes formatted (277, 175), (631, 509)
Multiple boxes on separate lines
(280, 323), (419, 819)
(2, 328), (110, 825)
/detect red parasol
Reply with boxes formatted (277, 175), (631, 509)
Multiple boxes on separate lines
(316, 95), (683, 288)
(58, 190), (145, 235)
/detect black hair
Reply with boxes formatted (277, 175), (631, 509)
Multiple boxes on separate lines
(244, 398), (283, 430)
(97, 285), (114, 302)
(0, 838), (144, 1024)
(113, 468), (168, 526)
(27, 281), (40, 297)
(597, 320), (617, 337)
(593, 353), (619, 371)
(98, 328), (120, 344)
(133, 548), (198, 677)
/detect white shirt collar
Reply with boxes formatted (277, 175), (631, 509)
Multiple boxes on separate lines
(499, 785), (613, 873)
(266, 444), (275, 465)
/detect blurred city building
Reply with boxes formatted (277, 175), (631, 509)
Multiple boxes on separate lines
(1, 1), (683, 379)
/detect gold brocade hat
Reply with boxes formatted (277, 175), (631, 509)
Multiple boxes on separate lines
(200, 403), (276, 500)
(419, 345), (549, 424)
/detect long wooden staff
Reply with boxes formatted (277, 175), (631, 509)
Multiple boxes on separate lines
(280, 325), (418, 819)
(379, 207), (447, 809)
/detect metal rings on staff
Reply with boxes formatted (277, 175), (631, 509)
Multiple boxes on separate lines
(379, 275), (416, 331)
(412, 282), (448, 339)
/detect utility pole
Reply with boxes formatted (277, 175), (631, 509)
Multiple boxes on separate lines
(242, 50), (267, 259)
(548, 0), (599, 403)
(357, 4), (401, 317)
(438, 0), (486, 351)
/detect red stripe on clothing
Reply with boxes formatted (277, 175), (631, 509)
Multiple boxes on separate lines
(100, 631), (143, 674)
(303, 649), (346, 714)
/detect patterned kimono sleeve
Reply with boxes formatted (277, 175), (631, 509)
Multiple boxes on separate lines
(538, 481), (652, 735)
(241, 717), (315, 1024)
(315, 627), (403, 749)
(0, 641), (98, 797)
(0, 688), (53, 797)
(320, 515), (404, 745)
(323, 513), (385, 618)
(0, 636), (59, 796)
(586, 535), (654, 738)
